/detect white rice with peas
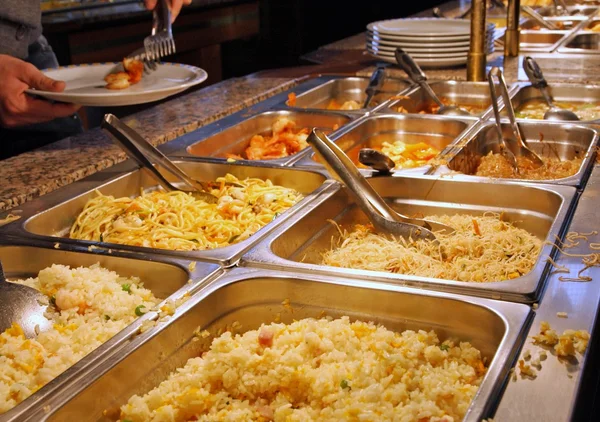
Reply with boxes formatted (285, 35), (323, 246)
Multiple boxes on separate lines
(0, 264), (160, 413)
(120, 316), (486, 421)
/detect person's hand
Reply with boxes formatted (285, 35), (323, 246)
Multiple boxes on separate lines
(0, 55), (80, 128)
(144, 0), (192, 23)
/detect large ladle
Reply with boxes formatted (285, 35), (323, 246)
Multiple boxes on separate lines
(488, 67), (545, 170)
(523, 56), (580, 122)
(0, 260), (53, 339)
(395, 48), (472, 117)
(102, 114), (225, 204)
(306, 129), (455, 241)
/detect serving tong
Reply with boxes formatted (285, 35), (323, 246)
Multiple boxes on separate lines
(102, 114), (229, 204)
(307, 129), (454, 242)
(0, 260), (52, 339)
(488, 67), (544, 174)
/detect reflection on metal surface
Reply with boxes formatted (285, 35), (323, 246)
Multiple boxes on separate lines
(28, 268), (531, 422)
(505, 0), (522, 56)
(445, 120), (598, 186)
(243, 175), (575, 302)
(287, 76), (411, 111)
(468, 0), (488, 80)
(0, 241), (220, 421)
(3, 160), (329, 266)
(185, 110), (352, 165)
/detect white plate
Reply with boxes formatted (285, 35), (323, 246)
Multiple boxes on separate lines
(367, 47), (469, 59)
(366, 43), (493, 57)
(367, 24), (495, 43)
(368, 18), (471, 37)
(367, 18), (495, 38)
(368, 51), (468, 68)
(367, 30), (493, 46)
(367, 34), (471, 48)
(366, 37), (494, 53)
(25, 62), (208, 106)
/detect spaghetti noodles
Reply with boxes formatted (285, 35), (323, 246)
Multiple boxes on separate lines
(69, 174), (303, 251)
(321, 213), (541, 283)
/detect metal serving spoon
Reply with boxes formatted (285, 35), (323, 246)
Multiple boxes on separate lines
(102, 114), (223, 204)
(523, 56), (580, 122)
(363, 65), (386, 108)
(488, 67), (545, 170)
(395, 48), (471, 117)
(307, 129), (455, 241)
(0, 260), (52, 339)
(358, 148), (395, 173)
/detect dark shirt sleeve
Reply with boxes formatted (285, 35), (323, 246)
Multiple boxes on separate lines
(0, 0), (43, 59)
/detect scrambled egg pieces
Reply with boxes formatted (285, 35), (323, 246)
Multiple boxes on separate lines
(532, 321), (590, 358)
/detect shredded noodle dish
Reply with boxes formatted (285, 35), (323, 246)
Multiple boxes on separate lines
(69, 174), (303, 251)
(322, 213), (541, 283)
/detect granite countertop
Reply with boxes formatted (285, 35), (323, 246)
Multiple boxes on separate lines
(4, 1), (600, 213)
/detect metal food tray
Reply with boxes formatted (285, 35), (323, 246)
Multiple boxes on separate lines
(383, 80), (500, 119)
(0, 238), (221, 422)
(243, 175), (576, 303)
(294, 113), (477, 175)
(498, 30), (572, 52)
(283, 76), (413, 111)
(0, 159), (332, 266)
(184, 110), (352, 165)
(21, 267), (532, 422)
(436, 120), (599, 187)
(507, 82), (600, 123)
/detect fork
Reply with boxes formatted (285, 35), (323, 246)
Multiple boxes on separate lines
(144, 0), (176, 61)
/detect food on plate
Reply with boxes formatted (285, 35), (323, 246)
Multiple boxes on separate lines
(350, 140), (441, 169)
(104, 58), (144, 90)
(226, 118), (330, 161)
(396, 97), (488, 115)
(69, 174), (303, 251)
(119, 316), (487, 421)
(515, 99), (600, 121)
(322, 213), (541, 283)
(475, 152), (582, 180)
(0, 264), (159, 413)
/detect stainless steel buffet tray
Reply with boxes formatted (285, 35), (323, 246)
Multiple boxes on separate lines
(294, 113), (477, 174)
(185, 109), (352, 165)
(20, 267), (532, 422)
(0, 238), (221, 422)
(438, 120), (599, 187)
(507, 82), (600, 123)
(0, 159), (332, 266)
(284, 75), (412, 111)
(243, 175), (576, 302)
(383, 80), (499, 119)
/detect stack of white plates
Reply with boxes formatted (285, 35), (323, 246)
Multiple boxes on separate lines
(366, 18), (496, 68)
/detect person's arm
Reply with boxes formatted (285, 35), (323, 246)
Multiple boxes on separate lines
(144, 0), (193, 23)
(0, 54), (80, 128)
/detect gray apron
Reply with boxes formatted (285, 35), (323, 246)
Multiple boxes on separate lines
(0, 36), (83, 160)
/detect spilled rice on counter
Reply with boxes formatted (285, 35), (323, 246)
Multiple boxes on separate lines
(119, 316), (487, 421)
(322, 212), (541, 283)
(0, 264), (160, 413)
